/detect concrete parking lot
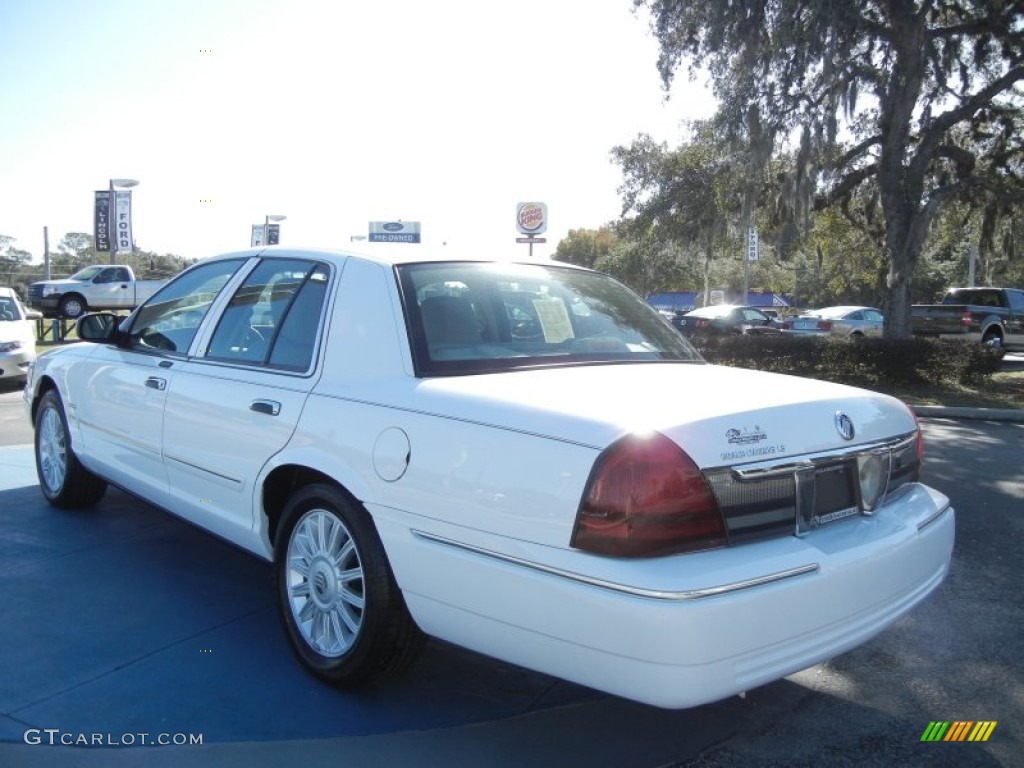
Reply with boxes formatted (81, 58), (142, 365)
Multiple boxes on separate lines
(0, 379), (1021, 767)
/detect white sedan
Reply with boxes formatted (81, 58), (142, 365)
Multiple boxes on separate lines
(24, 248), (954, 709)
(0, 286), (38, 384)
(782, 305), (884, 338)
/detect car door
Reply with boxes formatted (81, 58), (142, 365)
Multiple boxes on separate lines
(67, 258), (248, 506)
(89, 266), (135, 309)
(863, 309), (884, 337)
(161, 258), (333, 544)
(1005, 290), (1024, 350)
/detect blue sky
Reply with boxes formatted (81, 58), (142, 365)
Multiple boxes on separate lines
(0, 0), (715, 262)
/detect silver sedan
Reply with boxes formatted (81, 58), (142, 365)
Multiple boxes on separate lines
(783, 306), (884, 338)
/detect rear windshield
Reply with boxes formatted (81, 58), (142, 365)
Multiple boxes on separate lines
(942, 289), (1005, 307)
(397, 261), (702, 375)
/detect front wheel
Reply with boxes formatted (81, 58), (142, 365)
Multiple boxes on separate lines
(34, 389), (108, 508)
(274, 484), (424, 687)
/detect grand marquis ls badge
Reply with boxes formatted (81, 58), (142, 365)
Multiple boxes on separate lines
(834, 411), (855, 441)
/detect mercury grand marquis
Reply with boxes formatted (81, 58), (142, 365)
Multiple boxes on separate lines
(24, 247), (955, 708)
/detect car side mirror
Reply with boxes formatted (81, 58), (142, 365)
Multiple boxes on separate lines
(76, 313), (121, 342)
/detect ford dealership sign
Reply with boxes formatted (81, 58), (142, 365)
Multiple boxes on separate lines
(369, 221), (421, 243)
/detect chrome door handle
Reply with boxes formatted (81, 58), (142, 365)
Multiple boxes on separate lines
(250, 400), (281, 416)
(145, 377), (167, 391)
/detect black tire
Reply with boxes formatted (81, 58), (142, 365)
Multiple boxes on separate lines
(58, 294), (87, 319)
(981, 329), (1006, 359)
(274, 483), (424, 687)
(34, 389), (108, 509)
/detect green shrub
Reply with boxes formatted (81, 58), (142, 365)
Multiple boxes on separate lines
(691, 335), (1001, 388)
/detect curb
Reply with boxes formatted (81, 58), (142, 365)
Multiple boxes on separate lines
(910, 405), (1024, 423)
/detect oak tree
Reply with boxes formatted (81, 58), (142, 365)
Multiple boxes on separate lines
(637, 0), (1024, 336)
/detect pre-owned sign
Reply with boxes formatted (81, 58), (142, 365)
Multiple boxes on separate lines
(369, 221), (421, 243)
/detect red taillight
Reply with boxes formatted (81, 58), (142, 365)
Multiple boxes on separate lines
(782, 321), (793, 329)
(817, 320), (833, 331)
(960, 310), (971, 328)
(571, 433), (727, 557)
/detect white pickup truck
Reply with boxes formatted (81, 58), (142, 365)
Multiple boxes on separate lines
(28, 265), (166, 319)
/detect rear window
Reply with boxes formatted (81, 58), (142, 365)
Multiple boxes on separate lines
(944, 289), (1005, 307)
(397, 261), (702, 376)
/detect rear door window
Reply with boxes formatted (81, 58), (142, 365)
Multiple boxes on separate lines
(205, 259), (330, 371)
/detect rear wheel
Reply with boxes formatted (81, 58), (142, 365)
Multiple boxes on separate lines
(58, 294), (88, 319)
(981, 329), (1006, 358)
(275, 483), (424, 686)
(34, 389), (108, 508)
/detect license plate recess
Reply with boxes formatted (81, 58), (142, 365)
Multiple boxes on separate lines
(796, 461), (860, 533)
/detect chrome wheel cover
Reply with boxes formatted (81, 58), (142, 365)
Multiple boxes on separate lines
(285, 508), (365, 658)
(37, 405), (68, 494)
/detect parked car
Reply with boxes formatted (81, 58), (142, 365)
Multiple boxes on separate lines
(28, 264), (167, 319)
(25, 247), (954, 709)
(673, 304), (781, 337)
(782, 306), (884, 338)
(911, 286), (1024, 354)
(0, 287), (37, 385)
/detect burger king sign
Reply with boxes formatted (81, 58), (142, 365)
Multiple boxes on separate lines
(516, 202), (547, 235)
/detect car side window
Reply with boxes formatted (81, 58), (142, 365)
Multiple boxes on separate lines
(973, 291), (1002, 307)
(206, 259), (329, 371)
(127, 259), (245, 355)
(865, 310), (883, 322)
(267, 265), (330, 370)
(1006, 290), (1024, 312)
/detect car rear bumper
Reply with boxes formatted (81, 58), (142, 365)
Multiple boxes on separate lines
(374, 483), (955, 709)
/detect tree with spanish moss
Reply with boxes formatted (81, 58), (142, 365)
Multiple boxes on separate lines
(636, 0), (1024, 337)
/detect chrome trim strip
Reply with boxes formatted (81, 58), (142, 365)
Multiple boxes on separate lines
(163, 453), (243, 486)
(76, 418), (161, 455)
(917, 502), (952, 532)
(729, 432), (917, 479)
(411, 530), (819, 601)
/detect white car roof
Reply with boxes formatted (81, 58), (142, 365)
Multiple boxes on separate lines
(814, 305), (879, 317)
(687, 304), (738, 317)
(202, 246), (589, 271)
